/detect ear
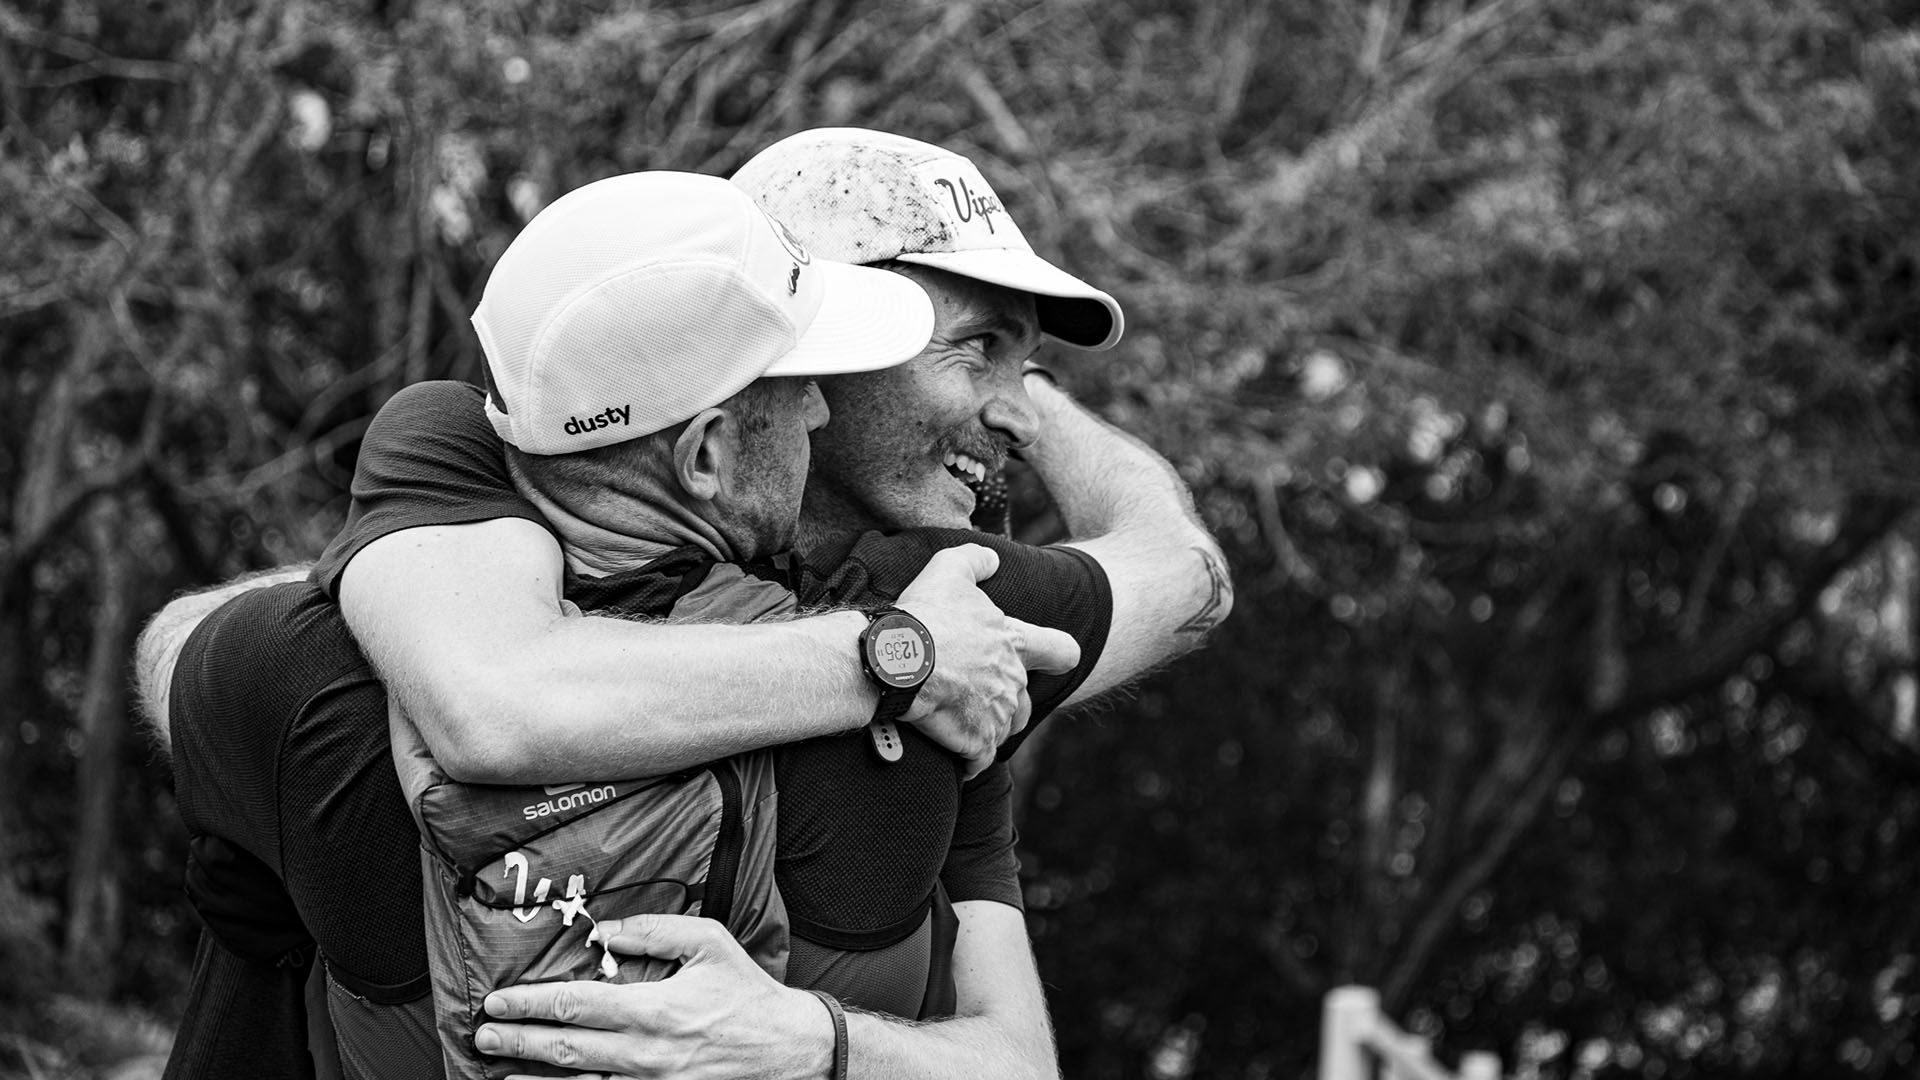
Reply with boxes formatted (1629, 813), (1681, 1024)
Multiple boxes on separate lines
(671, 407), (733, 502)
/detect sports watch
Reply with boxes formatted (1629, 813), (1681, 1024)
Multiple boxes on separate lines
(857, 607), (936, 762)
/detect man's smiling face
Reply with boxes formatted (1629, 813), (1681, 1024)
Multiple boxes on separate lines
(801, 264), (1042, 542)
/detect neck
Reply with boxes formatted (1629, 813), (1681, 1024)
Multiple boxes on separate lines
(510, 461), (740, 577)
(797, 482), (877, 560)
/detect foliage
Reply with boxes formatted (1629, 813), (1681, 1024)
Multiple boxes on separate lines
(1, 0), (1917, 1077)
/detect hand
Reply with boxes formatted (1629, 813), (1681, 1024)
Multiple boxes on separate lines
(476, 915), (831, 1080)
(893, 545), (1080, 777)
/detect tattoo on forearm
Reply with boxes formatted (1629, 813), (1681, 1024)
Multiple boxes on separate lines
(1176, 547), (1231, 635)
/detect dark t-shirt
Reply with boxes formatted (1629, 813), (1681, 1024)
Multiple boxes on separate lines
(172, 582), (427, 996)
(170, 380), (1110, 1069)
(170, 581), (438, 1080)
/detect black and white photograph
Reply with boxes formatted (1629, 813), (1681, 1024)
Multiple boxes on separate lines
(1, 1), (1916, 1077)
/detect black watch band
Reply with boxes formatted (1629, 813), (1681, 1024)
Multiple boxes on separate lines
(872, 684), (918, 726)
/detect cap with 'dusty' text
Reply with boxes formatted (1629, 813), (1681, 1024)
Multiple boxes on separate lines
(473, 171), (935, 455)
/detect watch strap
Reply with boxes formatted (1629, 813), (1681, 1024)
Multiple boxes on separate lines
(868, 718), (904, 762)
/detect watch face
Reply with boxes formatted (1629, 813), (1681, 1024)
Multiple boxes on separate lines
(864, 611), (934, 688)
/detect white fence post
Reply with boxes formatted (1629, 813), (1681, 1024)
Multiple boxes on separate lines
(1386, 1033), (1430, 1080)
(1318, 986), (1505, 1080)
(1458, 1052), (1501, 1080)
(1319, 985), (1382, 1080)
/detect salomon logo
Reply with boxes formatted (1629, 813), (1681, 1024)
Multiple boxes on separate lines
(523, 784), (617, 820)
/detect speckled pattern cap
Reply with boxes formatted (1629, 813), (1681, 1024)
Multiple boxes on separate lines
(731, 128), (1123, 351)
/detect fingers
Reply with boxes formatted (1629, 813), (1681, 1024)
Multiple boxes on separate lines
(961, 744), (993, 781)
(1009, 619), (1080, 675)
(918, 542), (1001, 586)
(475, 1015), (637, 1073)
(483, 978), (638, 1029)
(591, 913), (733, 965)
(482, 915), (729, 1030)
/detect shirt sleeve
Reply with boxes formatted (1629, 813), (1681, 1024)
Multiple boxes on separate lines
(938, 762), (1023, 910)
(799, 527), (1114, 756)
(310, 381), (550, 598)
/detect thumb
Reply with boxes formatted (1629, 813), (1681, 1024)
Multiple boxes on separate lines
(1010, 619), (1080, 675)
(919, 543), (1001, 586)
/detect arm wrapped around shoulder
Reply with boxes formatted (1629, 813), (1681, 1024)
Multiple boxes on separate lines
(1018, 377), (1232, 708)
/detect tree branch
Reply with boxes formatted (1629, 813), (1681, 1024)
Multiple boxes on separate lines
(0, 451), (149, 610)
(1680, 480), (1754, 643)
(1260, 920), (1329, 998)
(0, 9), (188, 85)
(1379, 497), (1911, 1007)
(1379, 708), (1581, 1009)
(1608, 498), (1911, 720)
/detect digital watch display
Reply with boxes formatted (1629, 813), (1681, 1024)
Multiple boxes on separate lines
(857, 607), (935, 762)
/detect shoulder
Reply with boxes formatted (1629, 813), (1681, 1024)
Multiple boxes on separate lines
(357, 380), (503, 480)
(312, 381), (545, 596)
(374, 380), (490, 427)
(171, 581), (372, 761)
(343, 379), (512, 506)
(806, 528), (1110, 625)
(188, 580), (362, 674)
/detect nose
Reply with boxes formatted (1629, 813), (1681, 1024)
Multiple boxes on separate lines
(981, 367), (1039, 452)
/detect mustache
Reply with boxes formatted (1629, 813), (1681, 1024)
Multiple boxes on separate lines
(934, 429), (1008, 474)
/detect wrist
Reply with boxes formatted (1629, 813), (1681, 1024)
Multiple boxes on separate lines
(800, 610), (882, 734)
(807, 990), (848, 1080)
(1018, 371), (1075, 455)
(1022, 366), (1069, 415)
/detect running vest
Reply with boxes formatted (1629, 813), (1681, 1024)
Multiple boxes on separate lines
(390, 552), (796, 1080)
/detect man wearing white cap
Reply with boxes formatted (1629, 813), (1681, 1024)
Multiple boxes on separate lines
(151, 170), (1083, 1080)
(728, 129), (1220, 685)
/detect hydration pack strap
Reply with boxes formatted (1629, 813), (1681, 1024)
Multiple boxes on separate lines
(324, 958), (431, 1006)
(917, 881), (959, 1020)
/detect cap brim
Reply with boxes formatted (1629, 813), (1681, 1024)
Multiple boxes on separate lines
(763, 260), (935, 377)
(892, 248), (1124, 351)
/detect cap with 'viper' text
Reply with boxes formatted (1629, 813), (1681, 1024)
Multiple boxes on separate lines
(731, 128), (1124, 351)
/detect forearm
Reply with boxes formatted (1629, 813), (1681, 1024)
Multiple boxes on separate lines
(843, 1008), (1054, 1080)
(341, 519), (875, 784)
(1019, 375), (1233, 702)
(434, 610), (878, 783)
(1020, 373), (1196, 544)
(841, 899), (1056, 1080)
(476, 908), (1056, 1080)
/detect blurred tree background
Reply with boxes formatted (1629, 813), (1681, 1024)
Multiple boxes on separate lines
(1, 0), (1917, 1076)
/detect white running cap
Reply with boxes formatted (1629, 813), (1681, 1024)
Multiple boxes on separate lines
(472, 171), (935, 455)
(732, 128), (1124, 351)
